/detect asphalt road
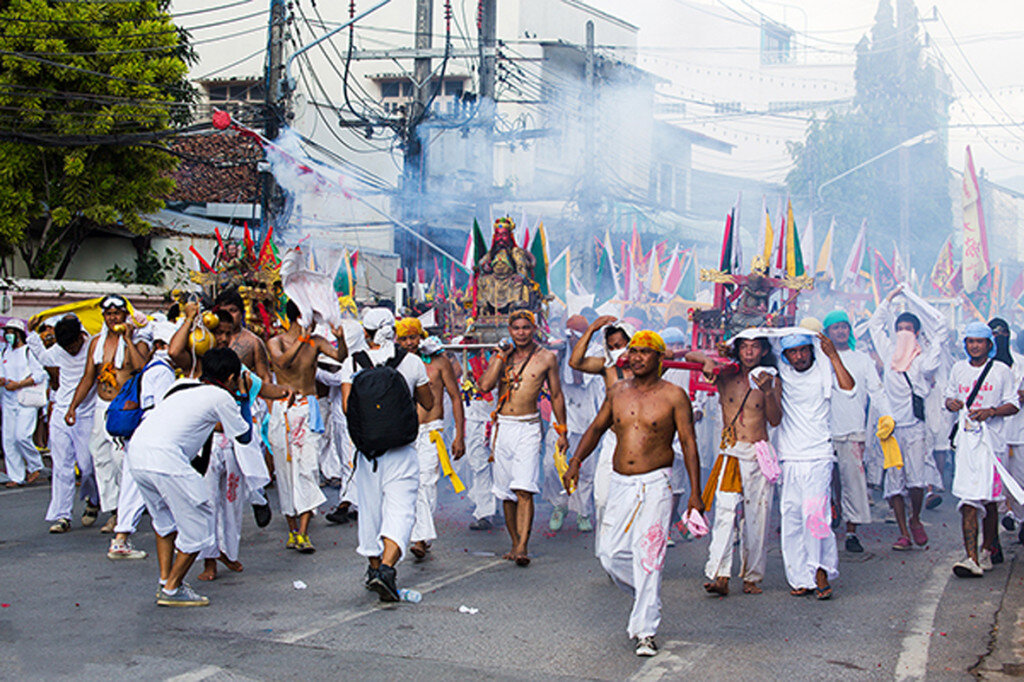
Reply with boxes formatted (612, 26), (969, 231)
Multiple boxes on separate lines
(0, 472), (1015, 681)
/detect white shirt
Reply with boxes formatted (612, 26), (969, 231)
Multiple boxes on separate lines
(1, 344), (47, 409)
(44, 337), (96, 415)
(139, 354), (176, 412)
(340, 346), (429, 396)
(1004, 352), (1024, 446)
(830, 348), (891, 438)
(127, 381), (249, 476)
(944, 359), (1018, 454)
(777, 357), (852, 461)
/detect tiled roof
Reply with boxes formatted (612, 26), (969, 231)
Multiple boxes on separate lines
(167, 130), (261, 203)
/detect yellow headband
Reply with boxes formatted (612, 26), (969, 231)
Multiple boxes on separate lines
(509, 310), (536, 326)
(628, 330), (666, 354)
(395, 317), (426, 339)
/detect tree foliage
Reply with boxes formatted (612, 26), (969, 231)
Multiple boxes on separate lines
(0, 0), (196, 278)
(787, 0), (951, 275)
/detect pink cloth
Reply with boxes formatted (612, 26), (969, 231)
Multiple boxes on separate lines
(890, 330), (921, 372)
(681, 509), (709, 538)
(754, 440), (781, 484)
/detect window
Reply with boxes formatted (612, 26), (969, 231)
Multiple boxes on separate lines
(761, 19), (794, 65)
(203, 79), (262, 104)
(381, 81), (400, 98)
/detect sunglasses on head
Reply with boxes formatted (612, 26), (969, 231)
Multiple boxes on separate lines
(100, 297), (127, 310)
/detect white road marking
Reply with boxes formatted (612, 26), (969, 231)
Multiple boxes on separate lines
(165, 664), (224, 682)
(894, 553), (957, 681)
(270, 557), (505, 644)
(630, 640), (712, 681)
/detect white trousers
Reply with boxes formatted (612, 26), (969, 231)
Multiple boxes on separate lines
(1006, 445), (1024, 522)
(835, 437), (872, 525)
(542, 430), (593, 516)
(89, 399), (124, 513)
(317, 397), (343, 481)
(113, 456), (146, 534)
(884, 423), (941, 499)
(465, 419), (495, 520)
(2, 401), (42, 484)
(132, 467), (214, 555)
(333, 410), (358, 506)
(704, 449), (773, 583)
(46, 410), (98, 521)
(597, 468), (673, 639)
(780, 459), (839, 590)
(411, 420), (443, 544)
(200, 435), (245, 562)
(268, 400), (327, 517)
(355, 444), (419, 563)
(593, 432), (617, 522)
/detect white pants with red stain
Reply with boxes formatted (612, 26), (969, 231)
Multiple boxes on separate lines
(597, 467), (672, 639)
(704, 444), (773, 584)
(200, 435), (245, 562)
(780, 458), (839, 590)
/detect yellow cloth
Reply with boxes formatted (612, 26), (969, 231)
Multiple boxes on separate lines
(877, 415), (903, 470)
(627, 330), (666, 354)
(29, 297), (139, 336)
(553, 443), (574, 494)
(429, 430), (465, 493)
(396, 317), (426, 339)
(701, 452), (743, 511)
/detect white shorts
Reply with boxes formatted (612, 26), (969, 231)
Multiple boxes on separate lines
(131, 468), (215, 555)
(491, 414), (542, 501)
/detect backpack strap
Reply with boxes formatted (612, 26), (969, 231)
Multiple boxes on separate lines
(163, 381), (203, 400)
(385, 348), (407, 369)
(965, 359), (996, 408)
(353, 351), (372, 370)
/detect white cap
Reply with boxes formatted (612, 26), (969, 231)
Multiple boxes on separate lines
(151, 321), (177, 345)
(361, 307), (395, 331)
(4, 319), (26, 334)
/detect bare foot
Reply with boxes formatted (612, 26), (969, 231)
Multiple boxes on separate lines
(4, 481), (17, 488)
(790, 587), (811, 597)
(703, 577), (729, 596)
(410, 541), (428, 560)
(218, 554), (243, 572)
(514, 552), (531, 567)
(25, 470), (39, 485)
(197, 559), (217, 581)
(503, 549), (516, 561)
(743, 581), (763, 594)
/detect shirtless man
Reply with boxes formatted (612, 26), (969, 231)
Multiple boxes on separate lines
(564, 330), (703, 657)
(212, 289), (274, 528)
(479, 309), (568, 566)
(266, 301), (348, 553)
(66, 295), (152, 540)
(395, 318), (466, 559)
(687, 335), (781, 596)
(568, 316), (634, 531)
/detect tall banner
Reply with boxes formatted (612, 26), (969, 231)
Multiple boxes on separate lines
(962, 145), (991, 294)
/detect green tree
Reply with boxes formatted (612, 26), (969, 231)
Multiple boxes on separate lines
(787, 0), (951, 276)
(0, 0), (196, 278)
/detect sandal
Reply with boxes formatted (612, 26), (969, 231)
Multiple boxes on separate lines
(815, 585), (832, 601)
(790, 588), (812, 597)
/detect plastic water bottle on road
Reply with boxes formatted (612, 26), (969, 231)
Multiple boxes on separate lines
(398, 589), (422, 603)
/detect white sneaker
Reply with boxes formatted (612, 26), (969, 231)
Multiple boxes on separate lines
(952, 555), (984, 578)
(635, 636), (658, 657)
(549, 506), (567, 532)
(107, 539), (148, 560)
(979, 548), (994, 571)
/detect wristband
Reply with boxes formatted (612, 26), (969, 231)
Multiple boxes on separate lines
(552, 423), (568, 435)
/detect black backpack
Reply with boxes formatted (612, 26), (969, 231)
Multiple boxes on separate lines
(346, 349), (419, 464)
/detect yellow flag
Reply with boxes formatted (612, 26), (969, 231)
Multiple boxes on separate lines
(29, 297), (140, 335)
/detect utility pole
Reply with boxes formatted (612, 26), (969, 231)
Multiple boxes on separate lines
(403, 0), (433, 209)
(896, 3), (910, 274)
(580, 20), (598, 288)
(260, 0), (287, 243)
(474, 0), (496, 227)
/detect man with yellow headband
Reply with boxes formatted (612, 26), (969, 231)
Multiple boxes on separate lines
(564, 330), (703, 657)
(395, 317), (466, 560)
(478, 308), (567, 566)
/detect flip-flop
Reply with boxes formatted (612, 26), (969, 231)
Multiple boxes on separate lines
(815, 586), (833, 601)
(790, 588), (812, 597)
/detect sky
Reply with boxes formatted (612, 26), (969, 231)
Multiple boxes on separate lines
(587, 0), (1024, 186)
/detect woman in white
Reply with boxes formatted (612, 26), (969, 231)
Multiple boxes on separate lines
(1, 319), (47, 487)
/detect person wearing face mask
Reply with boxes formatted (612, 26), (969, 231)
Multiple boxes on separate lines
(1, 319), (47, 487)
(867, 284), (951, 551)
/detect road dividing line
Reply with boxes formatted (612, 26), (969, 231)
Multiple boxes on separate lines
(271, 557), (505, 645)
(165, 664), (224, 681)
(630, 641), (712, 681)
(894, 553), (956, 681)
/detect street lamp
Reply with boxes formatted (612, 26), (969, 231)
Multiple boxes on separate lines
(816, 130), (938, 202)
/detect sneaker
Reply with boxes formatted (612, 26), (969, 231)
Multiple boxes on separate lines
(252, 503), (272, 528)
(286, 531), (298, 549)
(979, 548), (994, 571)
(666, 537), (676, 548)
(107, 539), (147, 560)
(577, 515), (593, 533)
(925, 493), (943, 510)
(469, 517), (493, 531)
(156, 582), (210, 607)
(635, 636), (658, 657)
(367, 564), (400, 602)
(952, 555), (984, 578)
(295, 534), (316, 554)
(49, 518), (71, 534)
(845, 535), (864, 553)
(892, 536), (912, 551)
(100, 514), (117, 534)
(81, 504), (99, 527)
(364, 566), (376, 590)
(325, 504), (350, 525)
(909, 520), (928, 546)
(1002, 516), (1016, 532)
(549, 506), (567, 532)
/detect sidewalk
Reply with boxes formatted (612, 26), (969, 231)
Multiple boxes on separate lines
(974, 545), (1024, 679)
